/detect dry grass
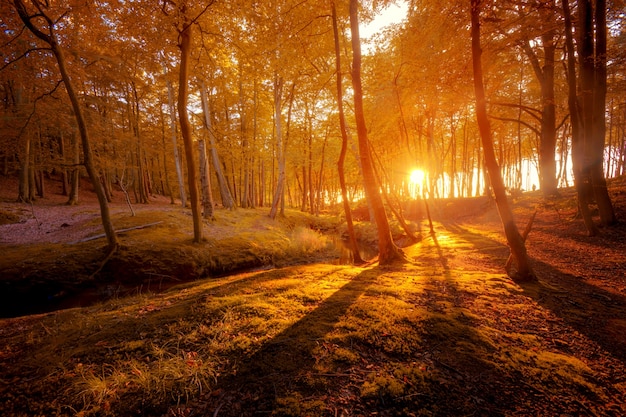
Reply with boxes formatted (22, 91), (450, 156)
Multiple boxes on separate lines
(2, 225), (625, 415)
(2, 177), (626, 416)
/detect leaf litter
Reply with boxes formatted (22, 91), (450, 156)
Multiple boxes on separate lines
(0, 176), (626, 416)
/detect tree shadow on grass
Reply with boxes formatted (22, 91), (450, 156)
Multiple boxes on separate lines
(441, 221), (626, 364)
(205, 266), (381, 415)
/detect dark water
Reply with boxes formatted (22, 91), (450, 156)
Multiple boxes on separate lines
(333, 237), (377, 264)
(1, 241), (377, 318)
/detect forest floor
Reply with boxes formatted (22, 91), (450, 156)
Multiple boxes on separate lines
(0, 174), (625, 416)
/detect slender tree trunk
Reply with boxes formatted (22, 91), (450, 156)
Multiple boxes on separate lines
(53, 46), (118, 249)
(349, 0), (401, 265)
(315, 132), (328, 215)
(200, 82), (235, 209)
(159, 105), (175, 204)
(18, 130), (31, 203)
(269, 74), (285, 219)
(59, 132), (68, 196)
(67, 131), (80, 206)
(166, 79), (187, 208)
(177, 11), (203, 242)
(198, 139), (215, 220)
(14, 0), (118, 250)
(470, 0), (533, 280)
(130, 83), (148, 204)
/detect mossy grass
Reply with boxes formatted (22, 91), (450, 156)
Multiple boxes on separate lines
(1, 228), (622, 416)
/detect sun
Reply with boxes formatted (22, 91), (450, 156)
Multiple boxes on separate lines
(409, 169), (425, 186)
(408, 169), (425, 199)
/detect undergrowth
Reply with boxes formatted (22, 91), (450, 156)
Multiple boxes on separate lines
(1, 228), (622, 416)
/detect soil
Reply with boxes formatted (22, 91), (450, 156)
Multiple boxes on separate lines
(1, 174), (625, 416)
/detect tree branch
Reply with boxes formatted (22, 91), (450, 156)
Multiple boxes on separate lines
(490, 115), (540, 136)
(489, 101), (542, 122)
(15, 78), (64, 138)
(13, 0), (53, 44)
(0, 47), (51, 72)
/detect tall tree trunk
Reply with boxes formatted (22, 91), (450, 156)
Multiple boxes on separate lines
(522, 1), (558, 196)
(349, 0), (402, 265)
(166, 79), (187, 208)
(590, 0), (616, 226)
(470, 0), (533, 280)
(562, 0), (597, 235)
(177, 10), (203, 242)
(14, 0), (118, 250)
(159, 105), (175, 204)
(198, 139), (215, 220)
(269, 74), (285, 219)
(67, 131), (80, 206)
(315, 132), (328, 215)
(130, 82), (148, 204)
(59, 132), (68, 196)
(200, 82), (235, 209)
(240, 70), (251, 209)
(17, 130), (31, 203)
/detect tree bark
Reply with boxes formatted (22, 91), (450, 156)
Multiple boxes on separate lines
(590, 0), (616, 226)
(200, 82), (235, 209)
(562, 0), (597, 235)
(349, 0), (401, 265)
(269, 74), (285, 219)
(198, 139), (215, 220)
(470, 0), (533, 280)
(521, 1), (558, 197)
(166, 78), (187, 208)
(177, 10), (203, 242)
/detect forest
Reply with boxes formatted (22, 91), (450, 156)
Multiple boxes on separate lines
(1, 0), (626, 416)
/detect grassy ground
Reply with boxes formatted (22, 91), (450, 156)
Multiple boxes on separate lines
(1, 177), (626, 416)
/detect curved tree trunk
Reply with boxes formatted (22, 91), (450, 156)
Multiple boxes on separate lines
(177, 11), (203, 242)
(14, 0), (118, 251)
(470, 0), (533, 280)
(349, 0), (402, 265)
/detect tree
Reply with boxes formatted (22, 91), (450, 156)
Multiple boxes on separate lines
(470, 0), (533, 280)
(162, 0), (216, 242)
(200, 81), (235, 210)
(13, 0), (119, 251)
(349, 0), (402, 265)
(562, 0), (597, 235)
(578, 0), (616, 227)
(519, 0), (559, 197)
(332, 0), (364, 264)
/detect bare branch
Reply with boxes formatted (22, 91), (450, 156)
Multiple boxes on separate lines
(1, 25), (27, 49)
(1, 47), (51, 72)
(183, 0), (217, 32)
(15, 78), (64, 139)
(490, 115), (540, 136)
(13, 0), (53, 44)
(489, 101), (543, 122)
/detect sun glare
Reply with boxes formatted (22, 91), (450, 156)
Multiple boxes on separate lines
(409, 169), (425, 185)
(408, 169), (425, 199)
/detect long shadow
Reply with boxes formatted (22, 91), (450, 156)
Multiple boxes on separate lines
(441, 221), (626, 364)
(207, 267), (380, 415)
